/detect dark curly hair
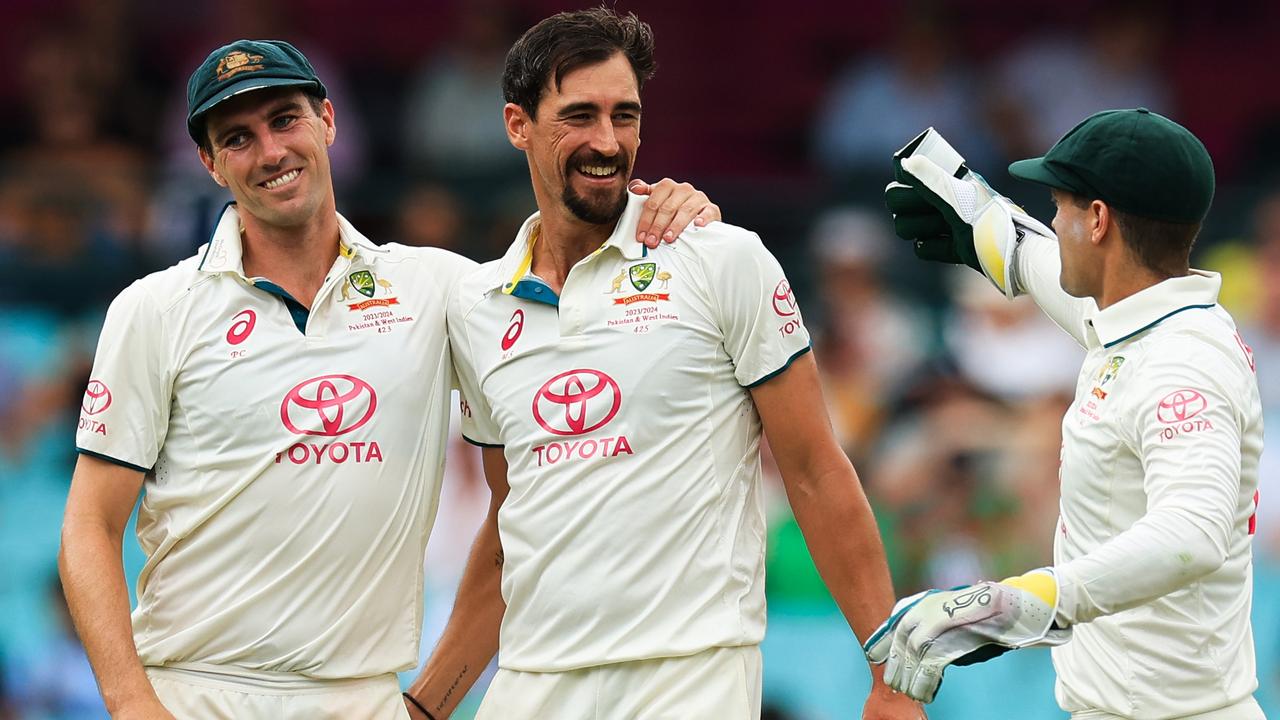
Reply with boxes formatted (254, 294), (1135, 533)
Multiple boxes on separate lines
(502, 7), (656, 118)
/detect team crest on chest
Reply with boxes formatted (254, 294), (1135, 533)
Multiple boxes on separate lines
(1090, 356), (1125, 400)
(340, 270), (398, 310)
(340, 268), (417, 334)
(607, 262), (673, 305)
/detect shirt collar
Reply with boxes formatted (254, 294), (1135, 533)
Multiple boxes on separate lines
(197, 202), (380, 276)
(489, 191), (650, 293)
(1087, 270), (1221, 348)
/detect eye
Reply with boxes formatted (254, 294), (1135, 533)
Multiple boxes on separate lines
(271, 114), (298, 130)
(613, 112), (639, 124)
(222, 132), (249, 149)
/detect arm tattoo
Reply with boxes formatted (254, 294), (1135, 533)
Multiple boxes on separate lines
(435, 664), (469, 713)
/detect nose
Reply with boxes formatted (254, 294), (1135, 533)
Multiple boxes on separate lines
(258, 127), (288, 168)
(588, 117), (620, 157)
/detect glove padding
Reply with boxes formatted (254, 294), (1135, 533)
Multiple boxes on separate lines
(863, 570), (1071, 703)
(888, 128), (1056, 299)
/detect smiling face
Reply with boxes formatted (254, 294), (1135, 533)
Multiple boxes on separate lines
(198, 87), (336, 230)
(507, 51), (641, 226)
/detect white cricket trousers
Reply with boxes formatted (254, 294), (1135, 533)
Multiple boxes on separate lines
(476, 645), (763, 720)
(147, 665), (409, 719)
(1070, 697), (1265, 720)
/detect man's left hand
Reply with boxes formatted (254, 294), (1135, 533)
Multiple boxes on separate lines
(629, 177), (721, 248)
(863, 570), (1070, 703)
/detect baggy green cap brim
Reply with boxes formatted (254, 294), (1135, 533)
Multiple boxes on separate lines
(1008, 157), (1074, 192)
(191, 77), (320, 123)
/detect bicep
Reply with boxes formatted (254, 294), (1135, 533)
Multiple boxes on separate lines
(64, 454), (146, 537)
(480, 447), (510, 506)
(748, 352), (841, 474)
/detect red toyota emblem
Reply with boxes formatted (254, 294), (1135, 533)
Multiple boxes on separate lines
(1156, 389), (1207, 424)
(532, 369), (622, 436)
(82, 380), (112, 415)
(227, 309), (256, 345)
(281, 374), (378, 436)
(772, 279), (798, 317)
(502, 309), (525, 351)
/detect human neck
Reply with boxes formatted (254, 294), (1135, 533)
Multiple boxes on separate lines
(239, 204), (341, 309)
(529, 204), (617, 294)
(1094, 256), (1181, 310)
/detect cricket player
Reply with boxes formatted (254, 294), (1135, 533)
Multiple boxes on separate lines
(58, 39), (717, 719)
(401, 9), (922, 720)
(865, 111), (1264, 719)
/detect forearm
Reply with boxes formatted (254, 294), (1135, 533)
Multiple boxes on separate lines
(406, 515), (505, 718)
(1055, 505), (1227, 626)
(785, 458), (897, 645)
(58, 521), (159, 714)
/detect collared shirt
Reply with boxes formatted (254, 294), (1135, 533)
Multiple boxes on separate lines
(75, 204), (476, 679)
(1017, 236), (1262, 719)
(448, 192), (811, 672)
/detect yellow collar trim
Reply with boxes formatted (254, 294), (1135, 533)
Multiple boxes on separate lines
(503, 225), (539, 295)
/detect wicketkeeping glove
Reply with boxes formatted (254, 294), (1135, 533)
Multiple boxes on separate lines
(887, 128), (1057, 299)
(863, 568), (1071, 703)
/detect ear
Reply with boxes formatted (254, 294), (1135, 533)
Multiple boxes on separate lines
(198, 146), (228, 187)
(1089, 200), (1109, 246)
(320, 98), (337, 147)
(504, 102), (531, 151)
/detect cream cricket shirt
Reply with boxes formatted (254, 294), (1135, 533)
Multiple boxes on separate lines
(76, 205), (475, 679)
(1017, 237), (1263, 719)
(449, 193), (811, 672)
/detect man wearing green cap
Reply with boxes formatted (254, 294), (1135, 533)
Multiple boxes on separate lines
(864, 110), (1264, 719)
(57, 38), (718, 719)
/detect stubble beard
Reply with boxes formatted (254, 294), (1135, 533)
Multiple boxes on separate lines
(562, 183), (628, 226)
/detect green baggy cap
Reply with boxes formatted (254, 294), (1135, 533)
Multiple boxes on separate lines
(1008, 108), (1215, 224)
(187, 39), (327, 144)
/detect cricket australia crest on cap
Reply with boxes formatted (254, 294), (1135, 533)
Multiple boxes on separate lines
(215, 50), (265, 81)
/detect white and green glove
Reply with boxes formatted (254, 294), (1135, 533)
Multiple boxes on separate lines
(863, 569), (1071, 703)
(886, 128), (1057, 299)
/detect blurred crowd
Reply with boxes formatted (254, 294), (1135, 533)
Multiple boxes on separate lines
(1, 1), (1278, 718)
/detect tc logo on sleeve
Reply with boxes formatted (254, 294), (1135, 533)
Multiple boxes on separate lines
(772, 278), (804, 337)
(771, 279), (798, 318)
(277, 374), (383, 465)
(82, 380), (113, 415)
(1155, 388), (1214, 443)
(78, 379), (112, 436)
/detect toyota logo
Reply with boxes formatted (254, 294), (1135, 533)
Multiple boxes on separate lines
(82, 380), (112, 415)
(1156, 389), (1207, 424)
(532, 369), (622, 436)
(772, 279), (798, 317)
(281, 374), (378, 436)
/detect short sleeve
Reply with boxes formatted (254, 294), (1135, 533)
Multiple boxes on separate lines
(76, 282), (173, 471)
(447, 288), (502, 447)
(709, 231), (812, 387)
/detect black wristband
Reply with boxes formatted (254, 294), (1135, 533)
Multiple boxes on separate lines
(402, 692), (437, 720)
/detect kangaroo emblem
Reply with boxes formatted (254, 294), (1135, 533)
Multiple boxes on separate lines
(607, 270), (626, 294)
